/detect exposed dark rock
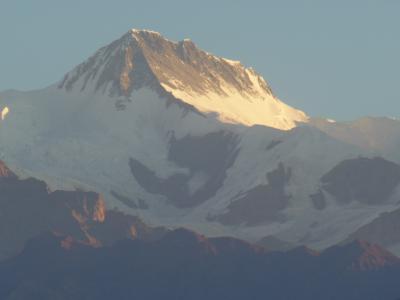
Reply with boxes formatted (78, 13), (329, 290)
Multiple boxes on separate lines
(0, 161), (16, 178)
(345, 207), (400, 248)
(321, 157), (400, 204)
(168, 131), (239, 176)
(59, 34), (159, 96)
(129, 158), (190, 206)
(310, 189), (327, 210)
(129, 131), (239, 208)
(137, 198), (149, 209)
(216, 163), (291, 225)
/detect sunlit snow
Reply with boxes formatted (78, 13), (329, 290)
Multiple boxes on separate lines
(1, 106), (9, 121)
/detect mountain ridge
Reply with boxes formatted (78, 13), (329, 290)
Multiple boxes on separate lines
(57, 29), (308, 129)
(1, 229), (400, 300)
(1, 29), (400, 255)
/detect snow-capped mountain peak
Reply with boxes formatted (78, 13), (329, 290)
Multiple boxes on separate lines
(58, 29), (308, 130)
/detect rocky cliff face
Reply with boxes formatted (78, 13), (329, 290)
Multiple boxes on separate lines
(0, 160), (165, 261)
(0, 161), (16, 178)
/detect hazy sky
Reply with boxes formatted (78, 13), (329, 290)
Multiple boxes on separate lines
(1, 0), (399, 120)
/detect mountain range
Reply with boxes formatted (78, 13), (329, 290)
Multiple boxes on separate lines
(1, 29), (400, 256)
(1, 157), (399, 299)
(1, 228), (400, 300)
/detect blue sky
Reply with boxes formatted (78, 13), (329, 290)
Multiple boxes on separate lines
(1, 0), (399, 120)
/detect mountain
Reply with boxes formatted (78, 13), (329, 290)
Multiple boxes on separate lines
(58, 29), (308, 129)
(0, 160), (166, 261)
(0, 229), (399, 300)
(1, 29), (400, 254)
(344, 207), (400, 254)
